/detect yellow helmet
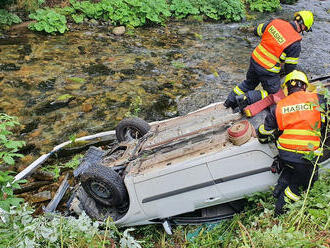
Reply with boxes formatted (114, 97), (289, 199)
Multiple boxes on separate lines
(282, 70), (310, 89)
(294, 11), (314, 31)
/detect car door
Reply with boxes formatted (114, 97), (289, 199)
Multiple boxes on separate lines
(132, 161), (219, 220)
(207, 140), (278, 201)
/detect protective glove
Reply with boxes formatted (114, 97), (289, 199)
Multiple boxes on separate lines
(270, 156), (283, 174)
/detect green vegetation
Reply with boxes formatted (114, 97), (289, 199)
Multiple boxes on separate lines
(125, 95), (143, 117)
(0, 0), (287, 33)
(0, 114), (25, 166)
(247, 0), (281, 12)
(0, 171), (25, 212)
(0, 203), (143, 247)
(131, 171), (330, 247)
(21, 0), (247, 34)
(28, 8), (68, 33)
(41, 154), (83, 179)
(0, 113), (26, 212)
(172, 61), (186, 69)
(0, 9), (21, 28)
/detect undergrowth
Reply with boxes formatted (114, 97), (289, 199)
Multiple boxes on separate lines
(132, 170), (330, 247)
(41, 153), (83, 180)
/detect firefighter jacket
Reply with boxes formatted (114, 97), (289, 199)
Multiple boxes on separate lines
(258, 91), (327, 164)
(275, 91), (322, 154)
(253, 19), (302, 74)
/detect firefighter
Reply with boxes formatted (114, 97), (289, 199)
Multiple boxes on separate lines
(224, 11), (314, 111)
(256, 70), (328, 215)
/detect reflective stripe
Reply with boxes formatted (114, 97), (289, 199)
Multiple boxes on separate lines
(278, 137), (319, 146)
(276, 142), (323, 155)
(260, 90), (269, 99)
(321, 113), (325, 123)
(283, 129), (320, 136)
(285, 57), (299, 64)
(258, 124), (274, 135)
(280, 52), (286, 61)
(252, 50), (275, 68)
(257, 44), (280, 63)
(233, 86), (244, 95)
(266, 66), (281, 73)
(285, 187), (300, 201)
(257, 23), (264, 36)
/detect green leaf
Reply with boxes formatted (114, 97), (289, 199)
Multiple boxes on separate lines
(3, 155), (15, 165)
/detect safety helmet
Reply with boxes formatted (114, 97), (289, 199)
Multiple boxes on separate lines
(282, 70), (310, 89)
(294, 11), (314, 31)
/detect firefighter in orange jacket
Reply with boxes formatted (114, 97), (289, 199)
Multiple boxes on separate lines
(257, 70), (328, 215)
(224, 11), (314, 111)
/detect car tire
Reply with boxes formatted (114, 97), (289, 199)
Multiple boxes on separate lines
(116, 117), (151, 142)
(80, 164), (128, 207)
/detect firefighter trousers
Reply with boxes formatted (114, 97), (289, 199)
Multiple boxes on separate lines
(274, 161), (318, 215)
(226, 59), (281, 108)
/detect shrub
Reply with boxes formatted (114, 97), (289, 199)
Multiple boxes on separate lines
(100, 0), (171, 27)
(191, 0), (245, 22)
(0, 171), (25, 212)
(70, 0), (104, 19)
(0, 113), (25, 166)
(0, 9), (22, 28)
(247, 0), (281, 12)
(29, 8), (68, 34)
(170, 0), (200, 19)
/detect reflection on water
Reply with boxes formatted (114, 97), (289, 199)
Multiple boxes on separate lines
(0, 21), (253, 162)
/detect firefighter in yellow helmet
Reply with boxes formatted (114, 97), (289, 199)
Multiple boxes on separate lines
(257, 70), (328, 215)
(224, 11), (314, 112)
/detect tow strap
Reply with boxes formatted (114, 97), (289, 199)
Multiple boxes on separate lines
(244, 90), (285, 117)
(242, 75), (330, 117)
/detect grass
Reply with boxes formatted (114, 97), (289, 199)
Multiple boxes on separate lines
(131, 170), (330, 248)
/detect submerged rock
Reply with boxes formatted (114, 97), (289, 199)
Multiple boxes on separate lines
(0, 63), (20, 71)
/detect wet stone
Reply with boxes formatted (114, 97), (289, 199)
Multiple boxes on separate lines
(5, 80), (31, 90)
(35, 99), (73, 114)
(0, 63), (20, 71)
(158, 82), (174, 90)
(31, 191), (52, 203)
(120, 69), (135, 75)
(83, 64), (115, 76)
(18, 44), (32, 56)
(32, 170), (55, 181)
(37, 78), (56, 92)
(78, 46), (86, 54)
(20, 120), (39, 135)
(26, 98), (37, 107)
(112, 26), (125, 35)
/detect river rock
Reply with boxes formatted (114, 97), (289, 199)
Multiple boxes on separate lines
(82, 102), (93, 112)
(177, 27), (190, 35)
(30, 191), (52, 203)
(112, 26), (125, 35)
(32, 170), (55, 181)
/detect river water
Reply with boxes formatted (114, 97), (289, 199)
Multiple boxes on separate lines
(0, 0), (329, 165)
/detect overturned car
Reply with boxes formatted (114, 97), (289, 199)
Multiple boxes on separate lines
(67, 102), (315, 230)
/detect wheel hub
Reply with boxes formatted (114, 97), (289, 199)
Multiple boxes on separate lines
(90, 181), (112, 199)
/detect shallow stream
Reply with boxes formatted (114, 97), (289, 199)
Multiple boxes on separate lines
(0, 0), (329, 165)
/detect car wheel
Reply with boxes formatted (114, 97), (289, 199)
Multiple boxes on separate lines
(116, 117), (151, 142)
(80, 164), (128, 207)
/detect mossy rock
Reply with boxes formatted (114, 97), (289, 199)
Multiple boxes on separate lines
(66, 77), (86, 83)
(57, 94), (74, 101)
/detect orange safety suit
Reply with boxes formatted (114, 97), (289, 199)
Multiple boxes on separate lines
(275, 91), (322, 155)
(252, 19), (302, 71)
